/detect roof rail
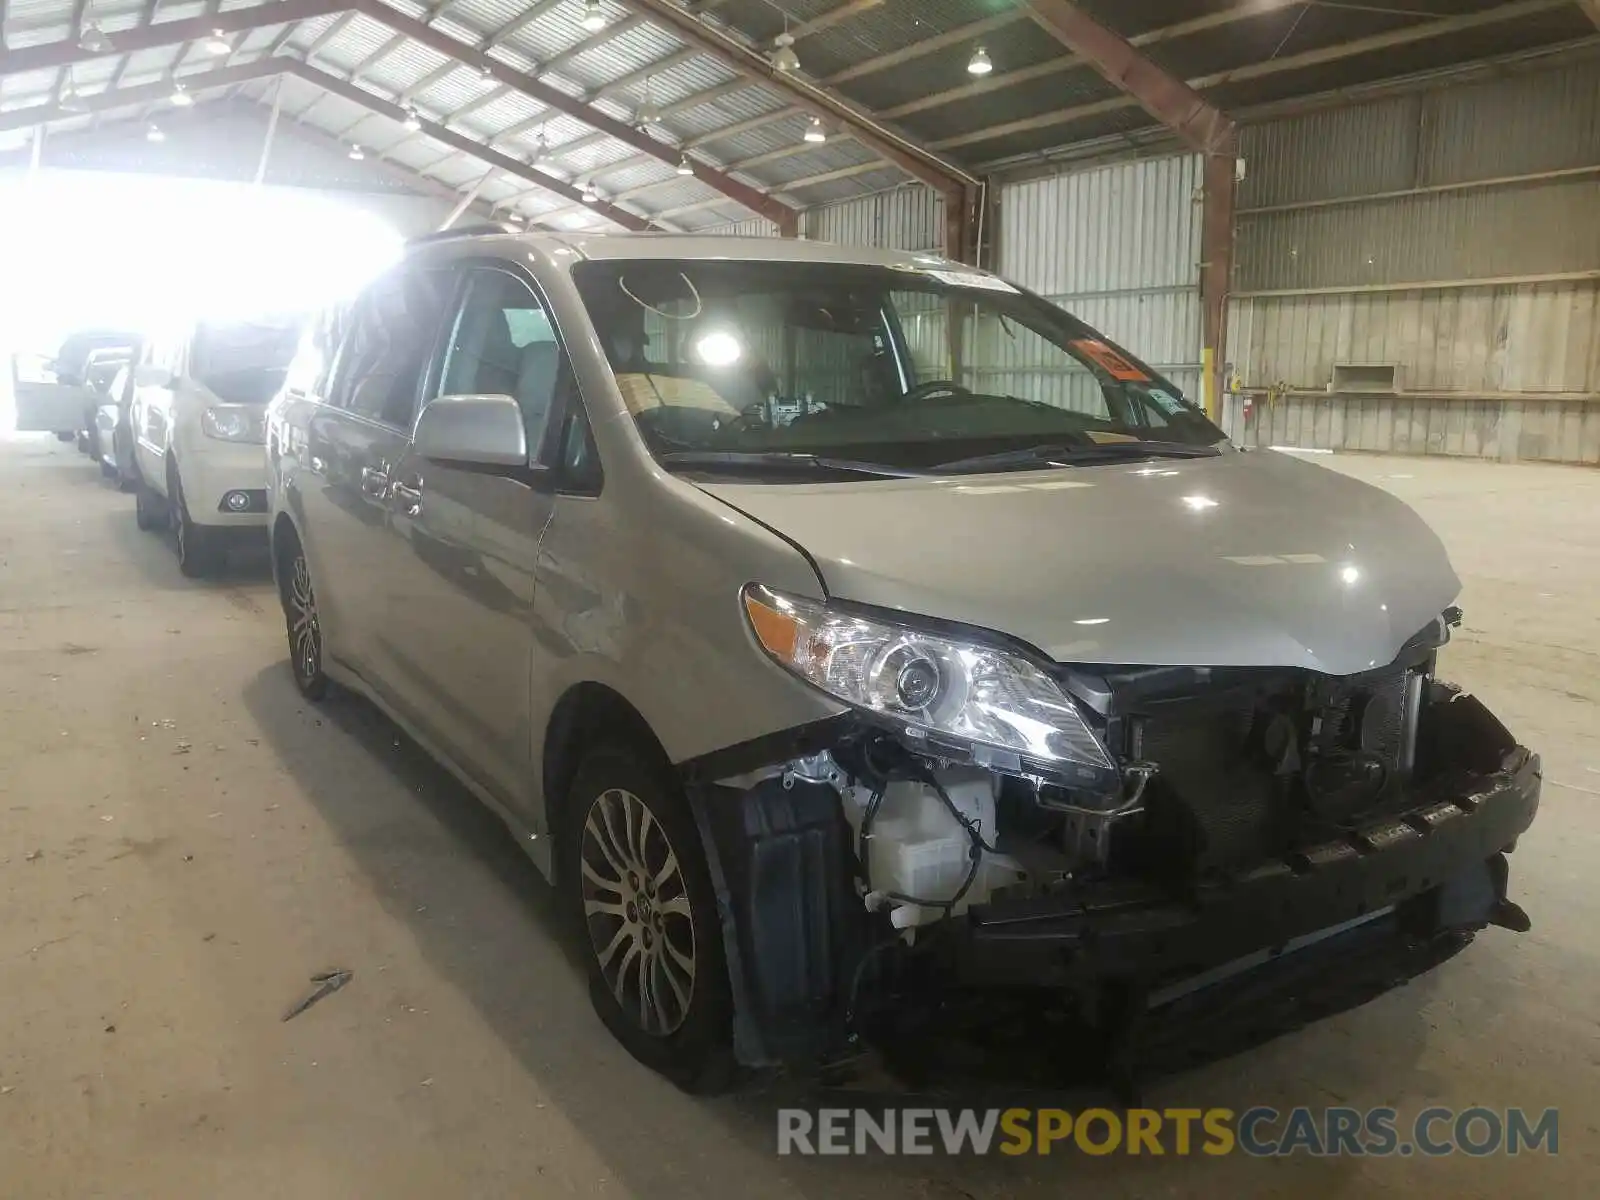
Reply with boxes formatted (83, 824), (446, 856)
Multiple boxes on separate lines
(404, 222), (516, 247)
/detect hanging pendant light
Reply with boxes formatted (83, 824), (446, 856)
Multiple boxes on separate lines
(169, 80), (193, 107)
(770, 23), (799, 73)
(967, 46), (993, 76)
(676, 154), (693, 176)
(581, 180), (598, 203)
(146, 123), (166, 143)
(580, 0), (607, 33)
(636, 81), (660, 126)
(803, 116), (826, 144)
(204, 29), (231, 55)
(402, 108), (422, 132)
(348, 143), (365, 161)
(79, 22), (113, 53)
(59, 77), (88, 114)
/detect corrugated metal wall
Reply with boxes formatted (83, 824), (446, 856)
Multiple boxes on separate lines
(802, 186), (944, 251)
(1226, 59), (1600, 463)
(997, 154), (1204, 404)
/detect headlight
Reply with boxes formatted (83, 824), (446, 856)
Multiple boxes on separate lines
(201, 406), (265, 443)
(743, 584), (1114, 782)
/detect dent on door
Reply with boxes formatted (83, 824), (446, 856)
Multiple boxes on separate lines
(382, 462), (551, 813)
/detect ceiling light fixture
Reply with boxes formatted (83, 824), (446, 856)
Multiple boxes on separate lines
(580, 0), (607, 33)
(532, 132), (550, 164)
(402, 108), (422, 132)
(803, 116), (826, 144)
(204, 29), (231, 55)
(59, 77), (88, 113)
(770, 25), (799, 74)
(169, 81), (193, 107)
(479, 61), (495, 80)
(78, 22), (113, 53)
(581, 180), (598, 203)
(967, 46), (992, 76)
(146, 122), (165, 143)
(636, 82), (660, 126)
(676, 153), (693, 176)
(348, 143), (365, 161)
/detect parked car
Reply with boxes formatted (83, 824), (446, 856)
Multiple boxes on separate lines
(266, 231), (1540, 1091)
(130, 316), (302, 576)
(81, 346), (135, 462)
(96, 360), (143, 487)
(9, 329), (139, 440)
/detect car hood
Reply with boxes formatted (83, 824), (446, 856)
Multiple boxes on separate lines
(694, 448), (1460, 676)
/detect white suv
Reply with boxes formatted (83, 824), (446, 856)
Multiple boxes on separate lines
(130, 317), (303, 576)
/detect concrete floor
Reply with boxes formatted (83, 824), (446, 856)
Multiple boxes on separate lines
(1, 434), (1595, 1198)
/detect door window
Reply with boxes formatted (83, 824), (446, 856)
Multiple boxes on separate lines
(329, 269), (450, 428)
(438, 270), (562, 455)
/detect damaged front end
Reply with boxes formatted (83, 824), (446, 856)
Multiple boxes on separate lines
(680, 594), (1540, 1073)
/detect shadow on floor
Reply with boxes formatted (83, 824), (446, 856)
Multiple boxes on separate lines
(242, 665), (1458, 1197)
(100, 506), (274, 593)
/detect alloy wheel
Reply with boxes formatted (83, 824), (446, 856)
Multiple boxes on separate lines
(580, 788), (697, 1037)
(288, 553), (321, 683)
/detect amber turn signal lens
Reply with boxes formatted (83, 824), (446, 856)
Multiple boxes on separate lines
(743, 589), (799, 659)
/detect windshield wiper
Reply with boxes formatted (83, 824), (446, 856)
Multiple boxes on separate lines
(657, 450), (930, 479)
(934, 439), (1222, 474)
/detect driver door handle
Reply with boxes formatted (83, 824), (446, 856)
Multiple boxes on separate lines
(390, 480), (423, 516)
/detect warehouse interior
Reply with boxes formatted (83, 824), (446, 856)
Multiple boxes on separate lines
(1, 0), (1597, 1195)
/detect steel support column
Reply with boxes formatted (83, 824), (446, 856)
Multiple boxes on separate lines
(1201, 146), (1237, 423)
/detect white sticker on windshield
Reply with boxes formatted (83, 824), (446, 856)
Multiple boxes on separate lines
(1146, 387), (1190, 416)
(924, 269), (1018, 293)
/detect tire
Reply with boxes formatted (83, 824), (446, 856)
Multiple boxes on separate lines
(55, 431), (74, 443)
(134, 477), (164, 531)
(279, 533), (329, 700)
(169, 460), (223, 578)
(76, 431), (90, 454)
(100, 458), (116, 480)
(561, 744), (734, 1092)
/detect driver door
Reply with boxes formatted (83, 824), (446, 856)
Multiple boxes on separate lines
(379, 265), (565, 815)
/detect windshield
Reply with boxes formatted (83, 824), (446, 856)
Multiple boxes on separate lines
(571, 259), (1223, 475)
(191, 317), (304, 406)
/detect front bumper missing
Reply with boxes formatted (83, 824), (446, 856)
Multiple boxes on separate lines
(683, 692), (1540, 1072)
(951, 744), (1539, 989)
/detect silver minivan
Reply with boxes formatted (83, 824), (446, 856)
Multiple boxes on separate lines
(266, 231), (1539, 1091)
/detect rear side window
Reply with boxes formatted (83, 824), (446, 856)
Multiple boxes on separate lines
(329, 269), (451, 428)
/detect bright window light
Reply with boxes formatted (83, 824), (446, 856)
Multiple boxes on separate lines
(0, 171), (403, 356)
(694, 330), (742, 367)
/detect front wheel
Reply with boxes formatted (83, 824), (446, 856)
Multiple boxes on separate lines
(281, 537), (328, 700)
(134, 476), (164, 531)
(562, 745), (733, 1092)
(169, 462), (222, 578)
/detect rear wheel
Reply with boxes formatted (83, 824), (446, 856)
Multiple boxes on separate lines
(280, 534), (328, 700)
(169, 461), (222, 578)
(562, 744), (733, 1092)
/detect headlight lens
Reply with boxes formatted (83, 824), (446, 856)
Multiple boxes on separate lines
(743, 584), (1114, 778)
(201, 406), (265, 443)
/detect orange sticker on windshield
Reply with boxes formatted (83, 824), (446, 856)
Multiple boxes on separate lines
(1071, 338), (1149, 382)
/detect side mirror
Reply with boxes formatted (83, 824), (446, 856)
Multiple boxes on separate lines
(135, 364), (174, 389)
(413, 394), (532, 470)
